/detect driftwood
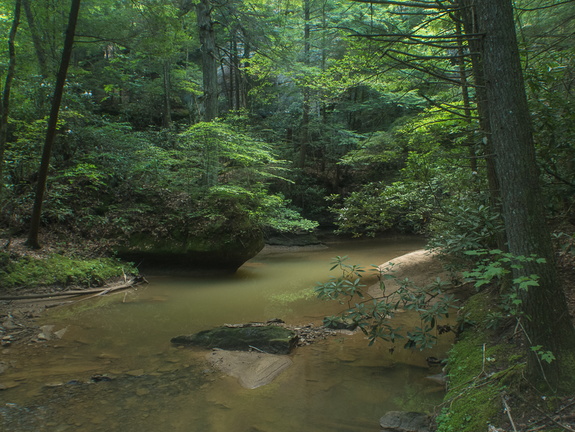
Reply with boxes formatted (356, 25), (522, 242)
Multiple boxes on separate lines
(0, 277), (148, 301)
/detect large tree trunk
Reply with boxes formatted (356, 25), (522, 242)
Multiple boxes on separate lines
(0, 0), (21, 198)
(459, 3), (506, 251)
(473, 0), (575, 391)
(26, 0), (81, 249)
(196, 0), (218, 121)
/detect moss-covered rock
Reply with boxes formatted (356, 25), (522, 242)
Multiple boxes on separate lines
(171, 325), (299, 354)
(113, 197), (266, 273)
(115, 227), (264, 273)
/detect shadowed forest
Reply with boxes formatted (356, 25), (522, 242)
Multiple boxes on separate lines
(1, 1), (575, 431)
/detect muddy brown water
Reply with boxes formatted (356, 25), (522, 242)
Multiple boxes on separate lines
(0, 237), (451, 432)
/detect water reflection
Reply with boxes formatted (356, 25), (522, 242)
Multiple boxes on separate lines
(1, 237), (449, 432)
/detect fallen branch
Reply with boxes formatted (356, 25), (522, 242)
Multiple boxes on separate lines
(0, 277), (148, 301)
(502, 394), (518, 432)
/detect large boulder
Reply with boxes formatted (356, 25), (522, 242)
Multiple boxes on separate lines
(171, 325), (299, 354)
(379, 411), (430, 432)
(113, 195), (266, 273)
(115, 228), (264, 273)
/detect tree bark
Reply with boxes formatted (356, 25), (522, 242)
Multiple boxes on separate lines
(162, 60), (172, 128)
(26, 0), (81, 249)
(22, 0), (49, 78)
(196, 0), (219, 121)
(299, 0), (311, 169)
(473, 0), (575, 391)
(0, 0), (21, 198)
(458, 2), (506, 251)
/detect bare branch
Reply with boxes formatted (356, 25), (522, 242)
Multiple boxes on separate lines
(350, 0), (445, 8)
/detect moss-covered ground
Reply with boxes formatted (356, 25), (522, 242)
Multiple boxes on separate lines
(435, 288), (575, 432)
(0, 252), (137, 291)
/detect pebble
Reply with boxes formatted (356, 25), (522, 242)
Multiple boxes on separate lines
(135, 388), (150, 396)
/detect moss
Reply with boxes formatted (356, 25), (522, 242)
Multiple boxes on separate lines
(0, 254), (137, 290)
(171, 325), (298, 354)
(436, 383), (500, 432)
(435, 289), (526, 432)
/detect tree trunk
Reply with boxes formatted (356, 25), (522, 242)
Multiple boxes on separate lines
(299, 0), (311, 169)
(162, 60), (172, 128)
(22, 0), (49, 78)
(453, 19), (476, 173)
(0, 0), (21, 198)
(473, 0), (575, 391)
(459, 1), (506, 252)
(196, 0), (218, 121)
(26, 0), (81, 249)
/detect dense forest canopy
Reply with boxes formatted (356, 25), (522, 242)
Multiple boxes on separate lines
(1, 0), (575, 391)
(0, 0), (572, 243)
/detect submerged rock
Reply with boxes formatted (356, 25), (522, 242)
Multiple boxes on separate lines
(207, 350), (293, 389)
(171, 325), (298, 354)
(379, 411), (430, 432)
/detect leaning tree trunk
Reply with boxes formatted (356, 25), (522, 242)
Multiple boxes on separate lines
(472, 0), (575, 391)
(26, 0), (81, 249)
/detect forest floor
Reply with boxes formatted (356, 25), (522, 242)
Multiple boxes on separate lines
(1, 237), (575, 430)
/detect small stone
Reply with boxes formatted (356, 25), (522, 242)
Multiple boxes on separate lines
(97, 353), (120, 360)
(2, 320), (17, 330)
(54, 327), (68, 339)
(379, 411), (430, 432)
(0, 381), (20, 390)
(136, 388), (150, 396)
(126, 369), (145, 377)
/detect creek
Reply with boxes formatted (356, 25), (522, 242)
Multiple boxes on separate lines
(1, 237), (451, 432)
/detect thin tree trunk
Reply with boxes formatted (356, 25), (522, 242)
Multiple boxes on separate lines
(453, 18), (476, 173)
(162, 60), (172, 128)
(196, 0), (218, 121)
(22, 0), (49, 78)
(0, 0), (22, 198)
(473, 0), (575, 391)
(300, 0), (311, 169)
(26, 0), (81, 249)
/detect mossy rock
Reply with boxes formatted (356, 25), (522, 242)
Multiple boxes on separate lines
(171, 326), (298, 354)
(265, 231), (322, 247)
(115, 227), (264, 273)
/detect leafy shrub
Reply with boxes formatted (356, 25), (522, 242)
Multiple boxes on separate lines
(315, 256), (458, 349)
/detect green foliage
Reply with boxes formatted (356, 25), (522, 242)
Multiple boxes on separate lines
(462, 250), (557, 367)
(315, 256), (458, 349)
(0, 253), (136, 290)
(427, 199), (504, 260)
